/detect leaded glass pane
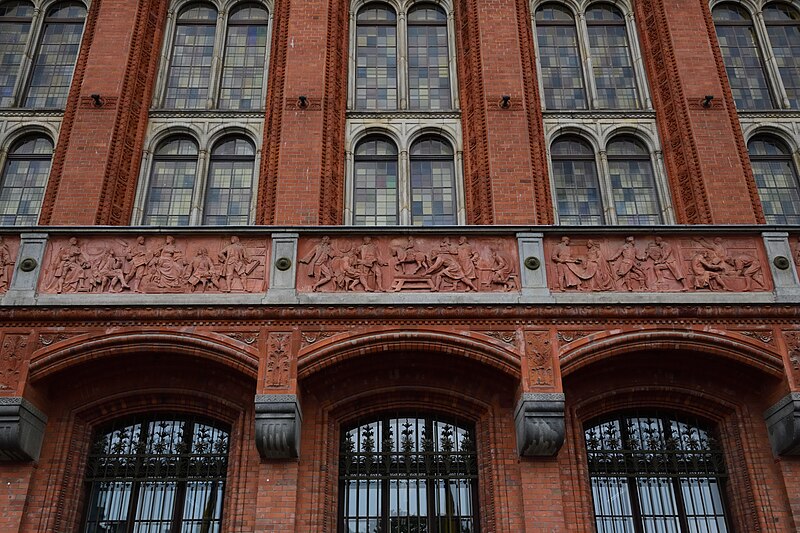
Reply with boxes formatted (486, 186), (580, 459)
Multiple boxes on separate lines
(203, 137), (254, 225)
(143, 137), (198, 226)
(764, 3), (800, 108)
(355, 5), (397, 110)
(410, 137), (456, 226)
(585, 413), (729, 533)
(408, 5), (451, 110)
(586, 5), (639, 109)
(0, 1), (33, 107)
(0, 135), (52, 226)
(82, 416), (229, 533)
(219, 4), (268, 110)
(713, 4), (773, 109)
(164, 4), (217, 109)
(353, 137), (398, 226)
(607, 137), (662, 224)
(23, 2), (86, 109)
(552, 137), (602, 224)
(749, 136), (800, 224)
(536, 5), (587, 109)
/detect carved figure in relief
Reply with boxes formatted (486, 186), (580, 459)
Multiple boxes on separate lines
(92, 248), (130, 293)
(487, 249), (518, 291)
(123, 236), (150, 292)
(149, 236), (189, 289)
(690, 251), (729, 291)
(218, 236), (258, 292)
(299, 235), (336, 291)
(456, 236), (480, 286)
(188, 248), (219, 292)
(795, 237), (800, 266)
(392, 236), (428, 275)
(608, 236), (646, 291)
(646, 236), (690, 290)
(726, 252), (764, 291)
(53, 237), (90, 293)
(693, 237), (733, 273)
(551, 237), (582, 291)
(0, 237), (13, 291)
(581, 240), (614, 291)
(356, 236), (388, 292)
(426, 238), (478, 291)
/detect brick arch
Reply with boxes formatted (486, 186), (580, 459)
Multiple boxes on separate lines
(559, 327), (785, 379)
(28, 329), (259, 383)
(297, 328), (521, 380)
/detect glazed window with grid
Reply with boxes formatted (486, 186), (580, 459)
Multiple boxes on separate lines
(533, 2), (642, 110)
(584, 412), (730, 533)
(747, 133), (800, 224)
(0, 134), (53, 225)
(0, 0), (87, 109)
(712, 1), (800, 110)
(158, 1), (270, 110)
(338, 414), (479, 533)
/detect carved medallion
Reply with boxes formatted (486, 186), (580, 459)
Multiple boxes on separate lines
(483, 331), (518, 346)
(556, 331), (592, 346)
(223, 331), (260, 345)
(300, 331), (336, 347)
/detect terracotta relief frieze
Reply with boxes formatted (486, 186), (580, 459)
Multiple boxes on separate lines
(222, 331), (260, 345)
(39, 235), (268, 294)
(546, 235), (770, 293)
(556, 330), (593, 346)
(296, 235), (519, 293)
(300, 331), (337, 348)
(265, 332), (292, 388)
(36, 332), (81, 350)
(0, 333), (28, 392)
(0, 236), (19, 294)
(524, 331), (553, 387)
(482, 331), (519, 346)
(736, 330), (776, 347)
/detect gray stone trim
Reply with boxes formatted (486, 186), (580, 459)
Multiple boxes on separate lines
(762, 232), (800, 301)
(0, 397), (47, 462)
(264, 232), (299, 304)
(3, 233), (48, 306)
(517, 232), (550, 297)
(254, 394), (302, 460)
(513, 392), (565, 457)
(764, 392), (800, 456)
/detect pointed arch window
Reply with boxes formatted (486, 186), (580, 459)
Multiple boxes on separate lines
(748, 134), (800, 224)
(0, 134), (53, 225)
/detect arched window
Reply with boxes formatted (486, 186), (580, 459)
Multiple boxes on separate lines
(410, 136), (456, 225)
(339, 414), (478, 532)
(141, 134), (256, 226)
(584, 412), (730, 532)
(82, 415), (230, 532)
(353, 136), (399, 225)
(353, 2), (454, 110)
(161, 1), (271, 110)
(0, 134), (53, 225)
(0, 1), (34, 107)
(607, 136), (662, 224)
(748, 134), (800, 223)
(763, 3), (800, 108)
(712, 4), (773, 109)
(534, 2), (642, 110)
(551, 136), (603, 224)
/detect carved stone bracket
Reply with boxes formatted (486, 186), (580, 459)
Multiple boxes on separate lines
(254, 394), (301, 459)
(0, 397), (47, 462)
(513, 392), (565, 457)
(764, 393), (800, 456)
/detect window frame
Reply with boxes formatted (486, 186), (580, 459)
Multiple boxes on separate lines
(152, 0), (274, 111)
(0, 0), (90, 110)
(0, 130), (55, 226)
(745, 129), (800, 223)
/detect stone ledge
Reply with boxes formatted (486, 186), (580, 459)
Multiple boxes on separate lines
(764, 392), (800, 456)
(254, 394), (302, 460)
(513, 392), (565, 457)
(0, 397), (48, 462)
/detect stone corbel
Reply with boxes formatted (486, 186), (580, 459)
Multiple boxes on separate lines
(0, 397), (47, 462)
(513, 392), (565, 457)
(764, 393), (800, 456)
(254, 394), (302, 459)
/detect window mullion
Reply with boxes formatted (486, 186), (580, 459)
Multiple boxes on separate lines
(398, 12), (408, 110)
(576, 13), (598, 110)
(624, 11), (650, 110)
(399, 147), (410, 225)
(597, 149), (616, 224)
(446, 10), (459, 109)
(753, 11), (791, 109)
(207, 11), (227, 109)
(10, 7), (41, 108)
(154, 9), (178, 108)
(191, 148), (211, 225)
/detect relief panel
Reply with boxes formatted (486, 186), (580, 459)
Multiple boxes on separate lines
(0, 236), (19, 294)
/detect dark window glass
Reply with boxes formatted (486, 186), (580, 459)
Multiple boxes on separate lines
(0, 1), (34, 107)
(408, 4), (451, 110)
(749, 134), (800, 224)
(410, 136), (456, 225)
(552, 136), (603, 224)
(82, 415), (229, 533)
(219, 4), (268, 110)
(764, 3), (800, 108)
(143, 137), (198, 226)
(713, 4), (773, 109)
(203, 137), (255, 225)
(164, 4), (217, 109)
(0, 135), (52, 225)
(586, 4), (639, 109)
(339, 414), (478, 533)
(607, 136), (662, 224)
(355, 4), (397, 110)
(353, 136), (399, 225)
(585, 412), (729, 533)
(536, 4), (587, 110)
(23, 2), (86, 109)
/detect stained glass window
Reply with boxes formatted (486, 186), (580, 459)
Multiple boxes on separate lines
(82, 415), (230, 533)
(143, 137), (198, 226)
(410, 136), (456, 225)
(23, 2), (86, 109)
(203, 137), (255, 225)
(535, 4), (587, 110)
(219, 4), (269, 110)
(0, 135), (52, 225)
(713, 4), (774, 109)
(607, 136), (662, 224)
(585, 413), (730, 533)
(764, 3), (800, 108)
(164, 4), (218, 109)
(408, 5), (451, 110)
(0, 1), (34, 107)
(339, 414), (478, 533)
(355, 4), (398, 110)
(586, 4), (639, 109)
(353, 136), (399, 225)
(749, 134), (800, 224)
(552, 136), (603, 225)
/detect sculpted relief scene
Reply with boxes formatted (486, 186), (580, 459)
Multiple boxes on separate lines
(0, 236), (18, 294)
(39, 235), (268, 294)
(296, 235), (519, 293)
(546, 235), (771, 292)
